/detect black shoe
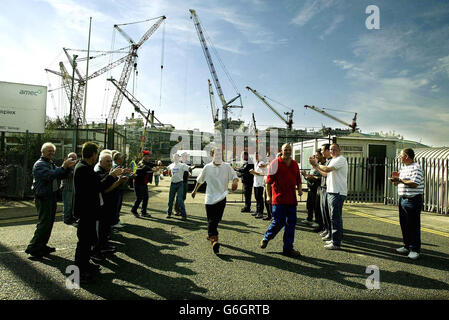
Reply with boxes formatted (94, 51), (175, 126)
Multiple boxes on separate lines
(255, 214), (263, 219)
(260, 239), (268, 249)
(131, 210), (139, 217)
(90, 252), (106, 263)
(241, 208), (251, 213)
(283, 249), (301, 258)
(263, 216), (272, 221)
(166, 214), (172, 219)
(141, 213), (151, 217)
(44, 246), (56, 254)
(25, 248), (45, 258)
(100, 245), (117, 254)
(212, 242), (220, 254)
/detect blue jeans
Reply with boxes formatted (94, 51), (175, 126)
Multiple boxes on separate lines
(320, 187), (332, 234)
(168, 181), (186, 216)
(399, 195), (422, 253)
(263, 204), (297, 252)
(154, 175), (160, 186)
(132, 184), (148, 214)
(327, 193), (346, 246)
(62, 188), (73, 223)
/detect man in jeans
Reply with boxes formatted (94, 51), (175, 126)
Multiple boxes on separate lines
(167, 154), (190, 220)
(131, 150), (156, 217)
(389, 148), (424, 260)
(260, 143), (303, 257)
(310, 143), (348, 250)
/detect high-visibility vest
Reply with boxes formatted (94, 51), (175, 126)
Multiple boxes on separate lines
(130, 160), (137, 173)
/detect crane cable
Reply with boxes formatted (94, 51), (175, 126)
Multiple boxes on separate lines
(115, 16), (165, 27)
(159, 20), (166, 110)
(263, 94), (292, 111)
(200, 16), (240, 98)
(102, 27), (117, 118)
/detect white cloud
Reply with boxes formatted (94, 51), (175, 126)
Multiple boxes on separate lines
(320, 14), (344, 40)
(291, 0), (337, 26)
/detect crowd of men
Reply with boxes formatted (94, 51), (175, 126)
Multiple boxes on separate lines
(25, 140), (424, 283)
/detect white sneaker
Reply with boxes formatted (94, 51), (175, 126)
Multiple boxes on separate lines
(408, 251), (420, 260)
(319, 231), (328, 237)
(325, 240), (333, 245)
(396, 246), (409, 254)
(311, 222), (319, 228)
(324, 243), (341, 250)
(322, 234), (331, 241)
(112, 222), (124, 229)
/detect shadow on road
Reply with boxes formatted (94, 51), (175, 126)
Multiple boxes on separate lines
(218, 243), (449, 291)
(0, 242), (77, 299)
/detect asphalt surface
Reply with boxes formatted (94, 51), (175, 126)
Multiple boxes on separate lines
(1, 178), (449, 300)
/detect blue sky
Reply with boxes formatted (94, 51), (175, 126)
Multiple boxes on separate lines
(1, 0), (448, 146)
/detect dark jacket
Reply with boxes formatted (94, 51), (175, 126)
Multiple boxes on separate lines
(94, 164), (118, 217)
(32, 157), (68, 198)
(134, 160), (155, 186)
(73, 160), (116, 220)
(236, 161), (255, 185)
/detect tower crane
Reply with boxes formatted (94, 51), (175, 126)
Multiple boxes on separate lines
(107, 78), (164, 127)
(190, 9), (242, 137)
(108, 77), (165, 154)
(107, 16), (166, 123)
(304, 105), (358, 133)
(45, 49), (132, 125)
(208, 79), (219, 123)
(246, 86), (294, 130)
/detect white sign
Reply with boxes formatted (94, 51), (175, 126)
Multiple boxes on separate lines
(0, 81), (47, 133)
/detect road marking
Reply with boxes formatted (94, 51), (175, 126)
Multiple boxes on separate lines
(347, 209), (449, 238)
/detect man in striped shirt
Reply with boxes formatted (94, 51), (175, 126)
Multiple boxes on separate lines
(389, 148), (424, 260)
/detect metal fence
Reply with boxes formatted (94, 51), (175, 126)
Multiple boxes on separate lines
(384, 157), (449, 214)
(346, 157), (385, 203)
(346, 156), (449, 215)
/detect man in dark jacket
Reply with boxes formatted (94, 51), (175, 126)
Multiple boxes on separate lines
(25, 143), (76, 258)
(93, 152), (128, 261)
(131, 150), (156, 217)
(235, 151), (254, 213)
(73, 142), (121, 282)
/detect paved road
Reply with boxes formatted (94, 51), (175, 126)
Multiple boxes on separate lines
(1, 179), (449, 300)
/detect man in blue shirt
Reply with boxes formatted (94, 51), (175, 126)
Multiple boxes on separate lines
(25, 143), (76, 258)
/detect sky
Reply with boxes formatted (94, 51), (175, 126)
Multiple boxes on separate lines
(1, 0), (449, 146)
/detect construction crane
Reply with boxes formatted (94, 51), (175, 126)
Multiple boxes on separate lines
(304, 105), (358, 133)
(107, 16), (166, 123)
(108, 77), (164, 153)
(208, 79), (219, 123)
(107, 78), (164, 127)
(246, 86), (294, 130)
(45, 49), (131, 125)
(190, 9), (242, 137)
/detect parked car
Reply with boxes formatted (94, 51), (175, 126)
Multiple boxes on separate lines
(188, 166), (206, 192)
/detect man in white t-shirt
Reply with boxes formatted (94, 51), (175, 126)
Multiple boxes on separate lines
(192, 148), (239, 254)
(167, 154), (190, 220)
(310, 143), (348, 250)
